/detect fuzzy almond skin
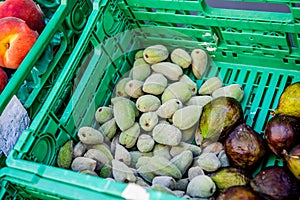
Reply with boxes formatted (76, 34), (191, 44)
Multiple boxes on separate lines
(0, 17), (38, 69)
(0, 0), (45, 33)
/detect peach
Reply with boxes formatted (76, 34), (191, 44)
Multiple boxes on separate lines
(0, 17), (39, 69)
(0, 0), (45, 33)
(0, 67), (8, 93)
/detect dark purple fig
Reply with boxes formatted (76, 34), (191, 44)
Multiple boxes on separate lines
(217, 186), (262, 200)
(225, 123), (266, 169)
(200, 96), (244, 143)
(250, 166), (300, 200)
(264, 115), (300, 157)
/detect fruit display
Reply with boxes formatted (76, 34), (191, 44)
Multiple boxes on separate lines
(0, 0), (45, 93)
(56, 44), (300, 199)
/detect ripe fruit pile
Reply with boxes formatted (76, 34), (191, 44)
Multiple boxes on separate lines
(265, 82), (300, 182)
(0, 0), (45, 93)
(57, 44), (300, 199)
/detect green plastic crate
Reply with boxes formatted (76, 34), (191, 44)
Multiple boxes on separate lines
(0, 167), (179, 200)
(0, 0), (92, 118)
(4, 0), (300, 199)
(0, 0), (93, 167)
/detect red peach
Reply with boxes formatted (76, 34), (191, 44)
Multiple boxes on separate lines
(0, 17), (39, 69)
(0, 67), (8, 93)
(0, 0), (45, 33)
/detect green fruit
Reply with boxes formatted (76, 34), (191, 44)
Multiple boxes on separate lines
(191, 49), (208, 79)
(133, 58), (148, 67)
(199, 96), (244, 143)
(187, 175), (216, 198)
(152, 176), (176, 190)
(129, 151), (152, 168)
(136, 156), (152, 169)
(136, 134), (155, 153)
(143, 45), (169, 64)
(188, 166), (205, 181)
(92, 144), (114, 161)
(211, 167), (251, 192)
(115, 77), (131, 97)
(57, 140), (73, 169)
(161, 82), (192, 104)
(84, 149), (112, 170)
(80, 169), (98, 176)
(198, 77), (223, 95)
(98, 118), (117, 140)
(151, 184), (176, 196)
(135, 50), (144, 59)
(170, 142), (202, 157)
(170, 150), (193, 175)
(274, 82), (300, 118)
(125, 79), (144, 98)
(150, 156), (182, 179)
(172, 105), (202, 130)
(137, 164), (156, 183)
(142, 73), (168, 95)
(152, 124), (182, 146)
(119, 122), (140, 148)
(94, 106), (113, 124)
(78, 127), (104, 145)
(156, 99), (183, 119)
(181, 124), (197, 142)
(136, 94), (161, 113)
(212, 84), (244, 102)
(151, 62), (183, 81)
(185, 95), (213, 106)
(139, 112), (159, 132)
(131, 59), (151, 81)
(283, 144), (300, 181)
(115, 143), (131, 166)
(99, 164), (113, 178)
(73, 141), (86, 158)
(174, 178), (189, 191)
(196, 152), (221, 172)
(179, 74), (197, 95)
(113, 97), (136, 131)
(153, 144), (171, 160)
(112, 159), (137, 183)
(171, 48), (192, 69)
(71, 157), (97, 172)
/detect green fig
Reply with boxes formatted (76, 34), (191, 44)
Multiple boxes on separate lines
(282, 144), (300, 181)
(211, 167), (251, 192)
(199, 96), (244, 143)
(274, 82), (300, 118)
(57, 140), (73, 169)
